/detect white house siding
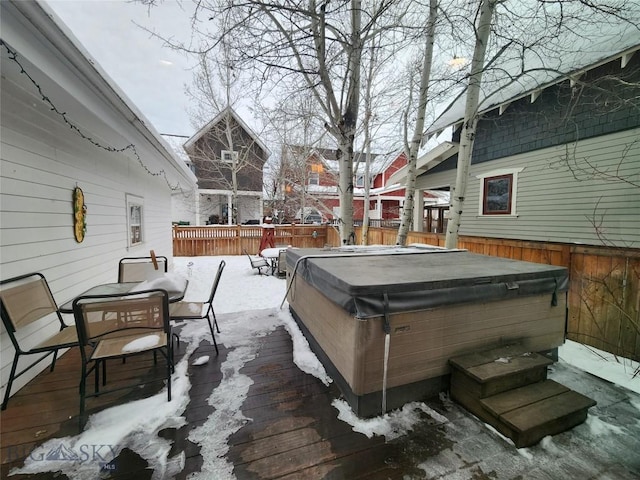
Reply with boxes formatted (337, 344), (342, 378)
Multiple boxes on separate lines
(416, 128), (640, 248)
(0, 1), (196, 399)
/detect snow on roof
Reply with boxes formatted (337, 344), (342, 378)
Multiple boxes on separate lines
(293, 145), (400, 177)
(426, 9), (640, 137)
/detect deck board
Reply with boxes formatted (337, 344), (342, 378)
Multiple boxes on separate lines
(2, 323), (635, 479)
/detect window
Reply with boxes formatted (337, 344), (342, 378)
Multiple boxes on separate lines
(309, 172), (320, 186)
(126, 194), (144, 246)
(310, 163), (324, 173)
(221, 150), (238, 163)
(355, 175), (365, 188)
(476, 167), (523, 216)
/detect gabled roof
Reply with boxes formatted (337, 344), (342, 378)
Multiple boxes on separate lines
(292, 145), (399, 177)
(425, 12), (640, 139)
(184, 106), (270, 156)
(387, 142), (459, 185)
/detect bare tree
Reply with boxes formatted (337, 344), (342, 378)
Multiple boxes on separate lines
(184, 28), (267, 225)
(181, 0), (414, 244)
(395, 0), (439, 246)
(443, 0), (496, 249)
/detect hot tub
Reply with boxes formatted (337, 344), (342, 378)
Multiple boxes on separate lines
(286, 246), (568, 417)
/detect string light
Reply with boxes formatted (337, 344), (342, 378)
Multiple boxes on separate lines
(1, 39), (187, 192)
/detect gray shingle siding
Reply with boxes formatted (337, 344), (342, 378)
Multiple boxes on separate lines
(417, 52), (640, 248)
(448, 53), (640, 166)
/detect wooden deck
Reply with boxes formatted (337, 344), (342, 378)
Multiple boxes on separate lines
(3, 323), (639, 480)
(0, 326), (450, 479)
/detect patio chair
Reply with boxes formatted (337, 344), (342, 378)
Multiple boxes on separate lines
(72, 289), (173, 428)
(243, 249), (269, 275)
(276, 249), (287, 278)
(118, 255), (168, 282)
(169, 260), (225, 355)
(0, 272), (78, 410)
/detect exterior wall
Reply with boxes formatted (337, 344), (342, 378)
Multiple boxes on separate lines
(172, 190), (196, 225)
(189, 115), (266, 192)
(0, 2), (195, 398)
(458, 54), (640, 165)
(416, 128), (640, 247)
(375, 153), (406, 188)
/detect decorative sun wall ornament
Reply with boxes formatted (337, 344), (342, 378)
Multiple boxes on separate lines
(73, 187), (87, 242)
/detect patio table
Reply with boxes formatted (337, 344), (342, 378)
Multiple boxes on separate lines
(260, 247), (286, 275)
(59, 280), (188, 314)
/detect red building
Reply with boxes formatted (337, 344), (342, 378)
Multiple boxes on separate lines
(278, 147), (447, 224)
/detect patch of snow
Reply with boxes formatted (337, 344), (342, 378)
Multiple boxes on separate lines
(122, 334), (161, 353)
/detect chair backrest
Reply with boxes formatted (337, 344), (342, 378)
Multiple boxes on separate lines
(207, 260), (226, 304)
(118, 256), (168, 283)
(72, 289), (170, 347)
(0, 272), (64, 334)
(277, 250), (287, 276)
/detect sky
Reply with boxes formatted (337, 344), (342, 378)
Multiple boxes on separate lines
(45, 0), (204, 139)
(9, 252), (640, 479)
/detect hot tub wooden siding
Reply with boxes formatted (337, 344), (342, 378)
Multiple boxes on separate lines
(286, 248), (568, 416)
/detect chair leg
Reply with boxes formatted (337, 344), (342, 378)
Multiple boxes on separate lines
(1, 355), (20, 410)
(79, 363), (87, 430)
(166, 345), (172, 402)
(95, 360), (100, 394)
(212, 309), (220, 333)
(49, 349), (59, 372)
(206, 316), (219, 356)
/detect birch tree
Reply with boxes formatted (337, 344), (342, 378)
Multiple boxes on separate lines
(181, 0), (410, 244)
(444, 0), (496, 249)
(395, 0), (439, 246)
(185, 51), (266, 225)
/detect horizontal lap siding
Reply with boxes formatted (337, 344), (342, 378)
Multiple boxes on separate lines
(1, 72), (177, 399)
(416, 129), (640, 248)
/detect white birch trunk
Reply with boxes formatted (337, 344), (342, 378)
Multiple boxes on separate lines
(444, 0), (496, 249)
(396, 0), (438, 246)
(337, 0), (362, 245)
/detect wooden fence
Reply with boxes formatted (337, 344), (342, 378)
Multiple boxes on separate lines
(174, 224), (639, 362)
(172, 224), (328, 256)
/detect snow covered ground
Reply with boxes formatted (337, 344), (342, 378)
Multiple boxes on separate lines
(12, 255), (640, 479)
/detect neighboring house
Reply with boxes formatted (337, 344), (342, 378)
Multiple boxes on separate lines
(411, 43), (640, 249)
(181, 107), (269, 225)
(0, 1), (197, 398)
(279, 147), (446, 224)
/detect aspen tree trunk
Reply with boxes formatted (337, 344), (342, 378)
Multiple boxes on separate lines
(444, 0), (496, 249)
(396, 0), (438, 246)
(337, 0), (362, 245)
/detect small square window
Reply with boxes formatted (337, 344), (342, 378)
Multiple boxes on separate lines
(309, 172), (319, 186)
(483, 174), (512, 215)
(221, 150), (238, 163)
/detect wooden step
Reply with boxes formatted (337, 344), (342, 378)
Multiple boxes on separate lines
(480, 380), (597, 448)
(449, 344), (553, 399)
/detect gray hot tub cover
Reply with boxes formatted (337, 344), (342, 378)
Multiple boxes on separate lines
(287, 247), (569, 319)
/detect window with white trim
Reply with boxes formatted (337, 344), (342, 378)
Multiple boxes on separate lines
(355, 174), (365, 187)
(309, 172), (320, 185)
(476, 167), (523, 216)
(221, 150), (238, 163)
(126, 194), (144, 246)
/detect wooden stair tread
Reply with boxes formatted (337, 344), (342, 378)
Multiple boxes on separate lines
(449, 344), (533, 370)
(481, 380), (569, 416)
(461, 353), (552, 383)
(489, 389), (596, 433)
